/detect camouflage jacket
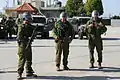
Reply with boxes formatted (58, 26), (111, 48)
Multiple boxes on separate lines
(85, 18), (107, 40)
(52, 20), (74, 40)
(17, 23), (34, 42)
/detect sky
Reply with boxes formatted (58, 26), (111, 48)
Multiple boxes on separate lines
(0, 0), (120, 17)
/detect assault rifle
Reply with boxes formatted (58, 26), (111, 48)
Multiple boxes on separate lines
(25, 24), (38, 49)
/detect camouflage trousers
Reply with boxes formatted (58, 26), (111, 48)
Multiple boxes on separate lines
(17, 42), (34, 74)
(88, 39), (103, 63)
(55, 40), (69, 67)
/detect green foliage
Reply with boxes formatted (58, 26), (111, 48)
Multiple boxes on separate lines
(85, 0), (104, 16)
(111, 15), (120, 19)
(65, 0), (85, 17)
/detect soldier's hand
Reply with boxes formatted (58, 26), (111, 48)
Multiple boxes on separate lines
(92, 22), (98, 27)
(88, 24), (93, 27)
(55, 37), (60, 43)
(98, 22), (104, 27)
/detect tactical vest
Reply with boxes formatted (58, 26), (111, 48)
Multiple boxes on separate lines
(57, 21), (70, 39)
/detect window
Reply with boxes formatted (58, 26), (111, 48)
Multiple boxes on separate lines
(32, 17), (46, 24)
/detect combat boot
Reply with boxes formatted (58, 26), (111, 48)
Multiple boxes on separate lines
(89, 63), (94, 68)
(98, 63), (103, 69)
(56, 66), (61, 71)
(26, 73), (37, 77)
(17, 73), (22, 79)
(63, 66), (70, 70)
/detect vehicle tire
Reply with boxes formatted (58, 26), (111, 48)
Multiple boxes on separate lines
(43, 32), (49, 39)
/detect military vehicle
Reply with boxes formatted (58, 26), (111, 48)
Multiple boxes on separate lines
(0, 23), (7, 39)
(31, 15), (49, 39)
(73, 17), (90, 39)
(67, 18), (79, 35)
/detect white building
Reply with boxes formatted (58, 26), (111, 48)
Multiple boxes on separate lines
(7, 0), (64, 18)
(17, 0), (62, 8)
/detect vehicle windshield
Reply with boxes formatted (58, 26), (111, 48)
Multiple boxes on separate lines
(78, 18), (90, 25)
(68, 18), (78, 25)
(32, 17), (46, 23)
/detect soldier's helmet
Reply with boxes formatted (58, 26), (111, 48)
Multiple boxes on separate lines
(92, 10), (99, 17)
(60, 12), (67, 19)
(23, 12), (32, 21)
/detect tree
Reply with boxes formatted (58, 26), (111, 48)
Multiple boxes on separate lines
(65, 0), (85, 17)
(111, 15), (120, 19)
(85, 0), (104, 16)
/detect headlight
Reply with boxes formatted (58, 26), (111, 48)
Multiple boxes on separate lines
(1, 27), (3, 29)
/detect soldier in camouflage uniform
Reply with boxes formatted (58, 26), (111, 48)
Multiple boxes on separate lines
(17, 12), (37, 79)
(52, 12), (75, 71)
(5, 17), (15, 39)
(85, 10), (107, 69)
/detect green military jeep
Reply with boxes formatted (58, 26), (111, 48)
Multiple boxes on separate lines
(31, 15), (49, 39)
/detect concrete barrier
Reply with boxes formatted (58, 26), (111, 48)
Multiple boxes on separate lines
(111, 19), (120, 27)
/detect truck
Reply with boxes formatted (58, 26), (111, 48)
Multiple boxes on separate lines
(31, 14), (49, 39)
(72, 16), (91, 39)
(67, 18), (79, 35)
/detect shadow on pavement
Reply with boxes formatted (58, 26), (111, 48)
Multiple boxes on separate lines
(22, 67), (120, 79)
(104, 44), (120, 47)
(103, 37), (120, 40)
(69, 66), (120, 72)
(0, 71), (17, 74)
(22, 76), (120, 80)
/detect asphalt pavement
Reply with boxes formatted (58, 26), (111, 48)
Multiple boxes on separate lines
(0, 26), (120, 80)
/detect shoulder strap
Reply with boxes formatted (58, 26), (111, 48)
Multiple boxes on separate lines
(57, 20), (65, 30)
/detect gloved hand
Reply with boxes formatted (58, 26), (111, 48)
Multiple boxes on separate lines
(89, 22), (97, 27)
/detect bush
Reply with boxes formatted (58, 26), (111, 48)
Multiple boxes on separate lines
(111, 15), (120, 19)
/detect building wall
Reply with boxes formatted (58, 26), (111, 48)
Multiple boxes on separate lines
(7, 0), (64, 18)
(41, 1), (45, 7)
(21, 0), (31, 4)
(41, 10), (64, 18)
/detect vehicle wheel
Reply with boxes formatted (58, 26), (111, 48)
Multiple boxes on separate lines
(43, 32), (49, 39)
